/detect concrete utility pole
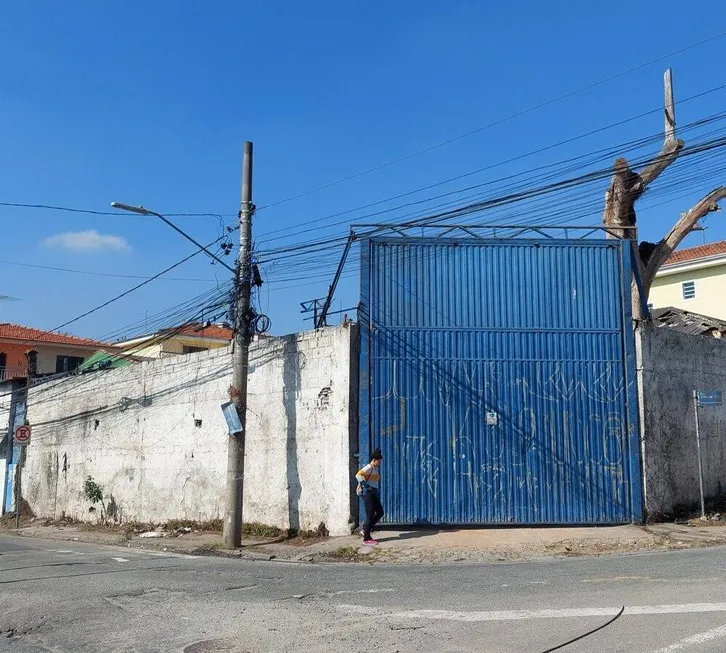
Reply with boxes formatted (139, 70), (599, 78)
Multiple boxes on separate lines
(224, 141), (254, 549)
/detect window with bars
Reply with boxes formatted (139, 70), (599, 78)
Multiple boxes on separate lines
(682, 281), (696, 300)
(56, 355), (84, 373)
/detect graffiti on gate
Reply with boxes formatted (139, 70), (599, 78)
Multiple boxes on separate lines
(373, 358), (631, 510)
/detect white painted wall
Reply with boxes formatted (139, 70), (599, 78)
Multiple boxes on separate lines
(22, 325), (358, 536)
(638, 323), (726, 517)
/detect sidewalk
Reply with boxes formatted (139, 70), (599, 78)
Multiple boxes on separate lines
(262, 522), (726, 563)
(3, 518), (726, 563)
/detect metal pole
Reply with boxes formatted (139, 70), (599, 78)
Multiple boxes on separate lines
(316, 232), (355, 328)
(223, 141), (253, 549)
(693, 391), (706, 519)
(14, 450), (21, 529)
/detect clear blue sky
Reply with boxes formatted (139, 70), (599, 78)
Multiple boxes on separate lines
(1, 2), (725, 340)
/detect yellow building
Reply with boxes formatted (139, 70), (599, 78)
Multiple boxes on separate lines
(115, 323), (233, 359)
(649, 241), (726, 320)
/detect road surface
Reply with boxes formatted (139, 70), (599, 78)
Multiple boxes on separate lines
(1, 535), (725, 652)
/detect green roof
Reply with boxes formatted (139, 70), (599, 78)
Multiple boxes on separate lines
(78, 350), (133, 372)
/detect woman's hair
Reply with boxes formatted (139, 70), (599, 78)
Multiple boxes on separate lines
(371, 448), (383, 461)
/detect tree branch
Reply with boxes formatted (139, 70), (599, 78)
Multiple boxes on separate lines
(633, 138), (684, 195)
(643, 187), (726, 290)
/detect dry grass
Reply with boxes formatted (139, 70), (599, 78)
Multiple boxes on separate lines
(325, 546), (367, 562)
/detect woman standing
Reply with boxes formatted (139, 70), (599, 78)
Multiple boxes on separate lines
(356, 448), (384, 545)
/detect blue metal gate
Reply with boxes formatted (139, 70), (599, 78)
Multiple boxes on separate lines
(359, 230), (642, 525)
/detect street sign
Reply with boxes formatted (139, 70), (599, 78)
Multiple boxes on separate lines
(14, 424), (31, 445)
(696, 390), (722, 407)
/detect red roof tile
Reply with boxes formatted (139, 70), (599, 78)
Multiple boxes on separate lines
(665, 240), (726, 266)
(0, 323), (109, 348)
(161, 323), (234, 340)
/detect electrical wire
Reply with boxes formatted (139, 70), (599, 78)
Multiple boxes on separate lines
(256, 31), (726, 211)
(255, 125), (726, 278)
(22, 292), (233, 405)
(538, 606), (625, 652)
(254, 102), (726, 265)
(0, 259), (217, 283)
(254, 128), (726, 312)
(0, 283), (233, 403)
(1, 234), (230, 352)
(0, 202), (230, 218)
(256, 82), (726, 245)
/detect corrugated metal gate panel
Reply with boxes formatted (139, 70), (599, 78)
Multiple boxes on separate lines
(360, 238), (642, 525)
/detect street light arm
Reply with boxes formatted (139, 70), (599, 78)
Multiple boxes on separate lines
(111, 202), (235, 274)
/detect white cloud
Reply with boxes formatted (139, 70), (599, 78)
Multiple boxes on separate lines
(42, 230), (130, 252)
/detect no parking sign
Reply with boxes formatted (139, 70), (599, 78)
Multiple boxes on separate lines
(14, 424), (31, 446)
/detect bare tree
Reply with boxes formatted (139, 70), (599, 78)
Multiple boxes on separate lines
(602, 69), (726, 318)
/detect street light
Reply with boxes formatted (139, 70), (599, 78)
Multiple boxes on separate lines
(111, 201), (235, 273)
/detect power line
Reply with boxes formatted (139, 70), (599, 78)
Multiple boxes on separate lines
(0, 284), (234, 405)
(0, 259), (217, 283)
(257, 31), (726, 211)
(256, 124), (726, 270)
(256, 82), (726, 246)
(3, 234), (229, 352)
(0, 201), (229, 218)
(254, 127), (726, 289)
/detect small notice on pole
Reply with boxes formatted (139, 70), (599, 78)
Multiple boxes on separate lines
(221, 402), (243, 435)
(486, 411), (498, 426)
(14, 424), (31, 446)
(696, 391), (722, 407)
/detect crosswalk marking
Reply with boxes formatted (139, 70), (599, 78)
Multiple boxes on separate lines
(339, 602), (726, 622)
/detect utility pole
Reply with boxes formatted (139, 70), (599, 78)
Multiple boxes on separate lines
(224, 141), (254, 548)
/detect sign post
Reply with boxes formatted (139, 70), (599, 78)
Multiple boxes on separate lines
(693, 391), (722, 519)
(13, 424), (31, 529)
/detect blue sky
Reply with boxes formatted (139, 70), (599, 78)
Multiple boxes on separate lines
(1, 2), (725, 340)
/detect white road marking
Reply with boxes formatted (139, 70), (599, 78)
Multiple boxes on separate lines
(49, 549), (85, 555)
(111, 557), (129, 563)
(147, 551), (198, 559)
(324, 589), (394, 597)
(582, 576), (644, 583)
(650, 623), (726, 652)
(338, 603), (726, 623)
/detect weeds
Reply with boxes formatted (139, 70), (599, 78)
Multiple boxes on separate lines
(242, 522), (283, 538)
(326, 546), (365, 561)
(83, 476), (106, 519)
(165, 518), (223, 533)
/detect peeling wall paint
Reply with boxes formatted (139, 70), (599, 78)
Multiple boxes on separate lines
(639, 323), (726, 516)
(21, 325), (358, 536)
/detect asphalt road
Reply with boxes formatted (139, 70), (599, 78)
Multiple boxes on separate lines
(1, 535), (725, 652)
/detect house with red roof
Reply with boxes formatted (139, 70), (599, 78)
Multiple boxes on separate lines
(0, 324), (112, 381)
(114, 322), (234, 359)
(649, 240), (726, 321)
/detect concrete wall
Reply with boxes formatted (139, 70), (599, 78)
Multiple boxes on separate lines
(650, 262), (726, 320)
(638, 323), (726, 517)
(21, 325), (358, 536)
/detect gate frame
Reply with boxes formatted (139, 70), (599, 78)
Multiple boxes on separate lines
(357, 224), (644, 525)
